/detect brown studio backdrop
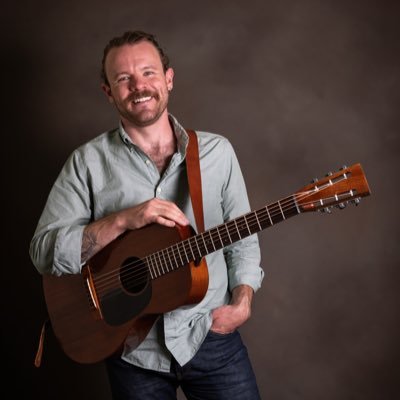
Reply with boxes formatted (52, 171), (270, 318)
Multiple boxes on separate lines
(3, 0), (399, 399)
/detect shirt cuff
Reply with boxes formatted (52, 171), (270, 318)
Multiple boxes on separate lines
(53, 225), (85, 275)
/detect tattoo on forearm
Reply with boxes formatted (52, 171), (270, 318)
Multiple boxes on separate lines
(81, 231), (99, 263)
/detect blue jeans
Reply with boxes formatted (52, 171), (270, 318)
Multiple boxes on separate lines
(105, 330), (261, 400)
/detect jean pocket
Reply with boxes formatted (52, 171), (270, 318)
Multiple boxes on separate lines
(208, 329), (236, 338)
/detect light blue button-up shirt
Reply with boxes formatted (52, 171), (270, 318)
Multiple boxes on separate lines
(30, 114), (264, 371)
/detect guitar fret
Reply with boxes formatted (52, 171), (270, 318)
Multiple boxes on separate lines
(234, 219), (242, 239)
(152, 254), (160, 277)
(155, 253), (162, 277)
(193, 237), (202, 259)
(266, 206), (273, 225)
(165, 252), (170, 271)
(146, 256), (154, 279)
(237, 217), (246, 237)
(157, 252), (164, 274)
(175, 243), (184, 266)
(164, 248), (170, 271)
(212, 228), (223, 248)
(216, 227), (223, 247)
(200, 233), (208, 255)
(226, 221), (236, 242)
(294, 194), (301, 214)
(181, 241), (190, 263)
(278, 200), (286, 220)
(165, 250), (172, 271)
(208, 231), (216, 251)
(161, 251), (168, 272)
(148, 254), (154, 277)
(225, 223), (233, 243)
(170, 246), (178, 269)
(255, 212), (262, 231)
(188, 240), (196, 260)
(244, 216), (251, 235)
(284, 195), (300, 218)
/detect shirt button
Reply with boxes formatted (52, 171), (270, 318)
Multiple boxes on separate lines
(156, 187), (162, 194)
(145, 159), (151, 165)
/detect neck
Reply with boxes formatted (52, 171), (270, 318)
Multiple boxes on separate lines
(121, 112), (174, 149)
(121, 113), (177, 174)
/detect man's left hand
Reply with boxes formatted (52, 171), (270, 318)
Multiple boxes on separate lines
(210, 284), (254, 334)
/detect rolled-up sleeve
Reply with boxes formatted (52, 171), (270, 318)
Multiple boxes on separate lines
(220, 140), (264, 292)
(29, 150), (91, 276)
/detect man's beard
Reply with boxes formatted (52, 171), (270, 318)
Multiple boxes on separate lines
(120, 89), (168, 127)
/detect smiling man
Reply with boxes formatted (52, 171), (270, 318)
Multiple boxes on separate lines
(30, 31), (264, 400)
(102, 40), (173, 127)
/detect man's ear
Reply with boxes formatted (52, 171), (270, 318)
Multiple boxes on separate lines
(101, 83), (114, 103)
(166, 68), (174, 92)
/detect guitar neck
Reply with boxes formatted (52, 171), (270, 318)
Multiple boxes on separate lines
(139, 163), (373, 280)
(146, 195), (300, 279)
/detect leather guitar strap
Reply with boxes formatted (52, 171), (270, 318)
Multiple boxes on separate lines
(34, 318), (49, 367)
(185, 130), (205, 233)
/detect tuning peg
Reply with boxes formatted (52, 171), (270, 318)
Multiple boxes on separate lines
(311, 178), (319, 184)
(319, 207), (332, 214)
(339, 165), (348, 170)
(351, 198), (361, 206)
(325, 172), (333, 177)
(336, 202), (347, 210)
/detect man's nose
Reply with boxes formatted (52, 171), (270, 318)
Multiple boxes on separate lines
(128, 75), (146, 91)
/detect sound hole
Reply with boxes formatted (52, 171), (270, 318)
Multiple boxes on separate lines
(120, 256), (149, 294)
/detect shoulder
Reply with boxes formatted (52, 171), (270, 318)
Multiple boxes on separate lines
(70, 128), (120, 162)
(194, 130), (236, 157)
(75, 128), (119, 154)
(56, 129), (120, 178)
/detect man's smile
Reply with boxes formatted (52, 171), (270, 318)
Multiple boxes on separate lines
(133, 96), (152, 104)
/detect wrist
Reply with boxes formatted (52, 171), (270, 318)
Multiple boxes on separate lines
(231, 284), (253, 305)
(112, 210), (129, 233)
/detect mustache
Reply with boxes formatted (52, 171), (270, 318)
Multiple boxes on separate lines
(129, 90), (159, 102)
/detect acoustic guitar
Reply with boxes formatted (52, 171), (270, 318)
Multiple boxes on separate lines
(42, 163), (371, 364)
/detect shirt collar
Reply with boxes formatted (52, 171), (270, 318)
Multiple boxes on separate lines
(118, 114), (189, 157)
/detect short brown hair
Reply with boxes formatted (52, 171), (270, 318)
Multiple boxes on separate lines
(101, 30), (170, 85)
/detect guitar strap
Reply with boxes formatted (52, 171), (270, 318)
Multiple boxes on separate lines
(34, 318), (49, 367)
(185, 130), (205, 233)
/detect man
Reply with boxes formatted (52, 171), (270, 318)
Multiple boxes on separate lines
(30, 30), (264, 399)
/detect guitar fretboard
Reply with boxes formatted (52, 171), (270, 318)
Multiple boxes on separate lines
(145, 195), (300, 279)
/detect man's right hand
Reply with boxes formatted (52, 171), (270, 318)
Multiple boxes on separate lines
(81, 198), (189, 263)
(118, 198), (190, 230)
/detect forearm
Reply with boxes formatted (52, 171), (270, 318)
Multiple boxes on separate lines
(81, 212), (126, 263)
(231, 284), (254, 308)
(230, 284), (254, 320)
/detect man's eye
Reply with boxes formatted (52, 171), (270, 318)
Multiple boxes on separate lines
(117, 76), (130, 83)
(144, 71), (154, 76)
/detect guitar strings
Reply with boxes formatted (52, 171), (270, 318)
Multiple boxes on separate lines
(94, 191), (316, 295)
(92, 189), (319, 296)
(94, 196), (295, 293)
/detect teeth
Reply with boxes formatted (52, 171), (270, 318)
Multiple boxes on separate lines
(134, 96), (152, 104)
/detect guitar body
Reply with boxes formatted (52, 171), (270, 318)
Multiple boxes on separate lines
(43, 223), (209, 364)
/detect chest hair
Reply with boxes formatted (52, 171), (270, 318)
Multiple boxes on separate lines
(147, 146), (175, 175)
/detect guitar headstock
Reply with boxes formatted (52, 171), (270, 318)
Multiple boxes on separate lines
(296, 163), (371, 213)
